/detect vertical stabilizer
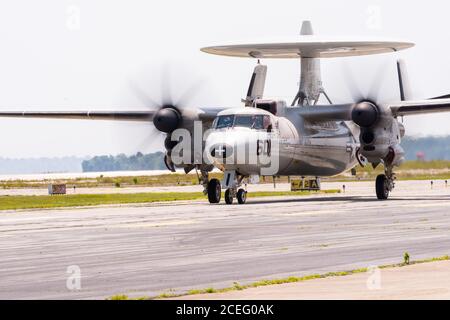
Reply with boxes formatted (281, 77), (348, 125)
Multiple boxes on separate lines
(243, 63), (267, 106)
(300, 20), (314, 36)
(397, 59), (412, 101)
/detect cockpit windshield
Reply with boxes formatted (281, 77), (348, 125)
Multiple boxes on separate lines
(215, 115), (234, 129)
(213, 114), (272, 131)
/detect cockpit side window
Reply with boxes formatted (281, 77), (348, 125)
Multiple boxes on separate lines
(263, 115), (272, 132)
(215, 115), (234, 129)
(253, 115), (264, 129)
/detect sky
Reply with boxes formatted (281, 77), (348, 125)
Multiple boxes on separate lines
(1, 0), (450, 157)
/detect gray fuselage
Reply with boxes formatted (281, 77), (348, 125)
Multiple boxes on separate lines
(205, 106), (359, 177)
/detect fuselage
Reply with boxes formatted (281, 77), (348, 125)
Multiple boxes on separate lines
(205, 107), (359, 177)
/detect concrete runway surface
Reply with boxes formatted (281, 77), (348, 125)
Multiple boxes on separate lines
(176, 260), (450, 300)
(0, 180), (449, 299)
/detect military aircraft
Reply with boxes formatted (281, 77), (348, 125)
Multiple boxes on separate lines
(2, 21), (450, 204)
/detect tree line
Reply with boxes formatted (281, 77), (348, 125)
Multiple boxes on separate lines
(80, 136), (450, 172)
(82, 152), (166, 172)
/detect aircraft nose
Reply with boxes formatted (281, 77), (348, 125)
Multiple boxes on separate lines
(209, 143), (233, 159)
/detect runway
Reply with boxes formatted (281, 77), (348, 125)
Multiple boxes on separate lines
(0, 180), (449, 299)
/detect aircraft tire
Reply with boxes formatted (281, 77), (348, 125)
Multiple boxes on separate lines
(376, 174), (389, 200)
(207, 178), (221, 204)
(237, 189), (247, 204)
(225, 189), (233, 204)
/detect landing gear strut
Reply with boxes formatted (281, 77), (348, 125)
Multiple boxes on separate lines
(376, 165), (395, 200)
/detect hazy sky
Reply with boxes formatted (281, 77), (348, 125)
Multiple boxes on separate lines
(1, 0), (450, 157)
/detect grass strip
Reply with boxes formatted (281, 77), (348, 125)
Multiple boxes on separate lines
(0, 189), (340, 211)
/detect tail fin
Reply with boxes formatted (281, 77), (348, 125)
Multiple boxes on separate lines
(242, 63), (267, 106)
(397, 59), (412, 101)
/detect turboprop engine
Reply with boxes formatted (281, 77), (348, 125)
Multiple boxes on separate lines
(153, 105), (209, 173)
(351, 101), (405, 166)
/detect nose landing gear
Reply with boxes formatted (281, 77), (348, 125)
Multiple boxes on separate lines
(236, 188), (247, 204)
(223, 187), (247, 204)
(203, 169), (248, 204)
(224, 188), (234, 204)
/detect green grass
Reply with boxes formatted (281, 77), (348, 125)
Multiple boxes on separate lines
(0, 189), (340, 211)
(108, 294), (129, 300)
(335, 160), (450, 182)
(147, 255), (449, 300)
(0, 192), (205, 211)
(0, 172), (225, 189)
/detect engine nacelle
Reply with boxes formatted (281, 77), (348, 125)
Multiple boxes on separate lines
(385, 144), (405, 167)
(353, 102), (404, 165)
(156, 107), (213, 173)
(352, 101), (379, 127)
(153, 107), (181, 133)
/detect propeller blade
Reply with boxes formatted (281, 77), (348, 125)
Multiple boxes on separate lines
(341, 61), (364, 102)
(175, 78), (207, 108)
(128, 80), (160, 109)
(161, 63), (174, 106)
(133, 125), (164, 154)
(341, 58), (391, 104)
(366, 60), (390, 103)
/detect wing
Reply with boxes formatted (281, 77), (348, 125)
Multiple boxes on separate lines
(390, 98), (450, 117)
(0, 110), (155, 121)
(298, 99), (450, 121)
(198, 107), (223, 121)
(298, 104), (353, 121)
(0, 107), (224, 123)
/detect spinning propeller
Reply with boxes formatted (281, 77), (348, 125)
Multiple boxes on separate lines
(341, 59), (398, 129)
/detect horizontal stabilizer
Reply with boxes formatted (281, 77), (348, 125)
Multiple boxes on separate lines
(430, 94), (450, 100)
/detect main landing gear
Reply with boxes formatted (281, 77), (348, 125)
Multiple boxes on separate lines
(207, 178), (221, 203)
(375, 165), (395, 200)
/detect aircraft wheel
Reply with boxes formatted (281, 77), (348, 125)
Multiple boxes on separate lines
(225, 189), (234, 205)
(207, 179), (221, 204)
(376, 174), (389, 200)
(237, 189), (247, 204)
